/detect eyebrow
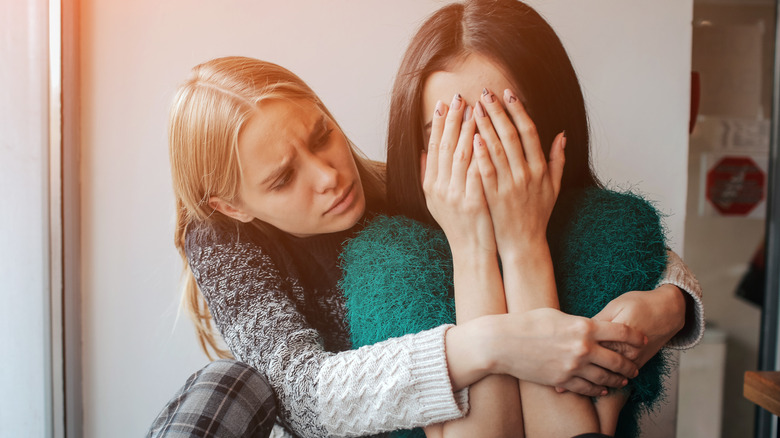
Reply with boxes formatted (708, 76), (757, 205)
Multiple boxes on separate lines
(308, 114), (328, 147)
(258, 114), (327, 187)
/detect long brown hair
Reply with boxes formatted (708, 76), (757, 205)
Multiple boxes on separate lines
(169, 56), (385, 359)
(387, 0), (600, 224)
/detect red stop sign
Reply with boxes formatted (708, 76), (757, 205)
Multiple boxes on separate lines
(706, 156), (765, 215)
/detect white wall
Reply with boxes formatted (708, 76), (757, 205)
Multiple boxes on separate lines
(79, 1), (693, 436)
(0, 0), (52, 436)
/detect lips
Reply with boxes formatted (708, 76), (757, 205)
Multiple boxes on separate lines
(324, 183), (355, 216)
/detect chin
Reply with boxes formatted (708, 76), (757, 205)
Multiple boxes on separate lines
(341, 197), (366, 229)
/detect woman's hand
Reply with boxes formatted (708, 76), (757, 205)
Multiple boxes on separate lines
(471, 88), (566, 259)
(446, 308), (646, 397)
(423, 94), (495, 254)
(493, 309), (644, 396)
(592, 285), (687, 368)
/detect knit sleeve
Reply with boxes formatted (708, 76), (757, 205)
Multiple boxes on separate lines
(186, 230), (467, 438)
(656, 249), (705, 349)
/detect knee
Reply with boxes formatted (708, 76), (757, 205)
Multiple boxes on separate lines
(199, 359), (277, 414)
(148, 360), (277, 438)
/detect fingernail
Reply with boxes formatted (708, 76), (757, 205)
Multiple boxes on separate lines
(644, 336), (649, 345)
(504, 89), (518, 104)
(474, 133), (484, 148)
(474, 101), (486, 117)
(451, 93), (462, 110)
(634, 369), (639, 378)
(622, 378), (629, 386)
(482, 88), (494, 103)
(601, 389), (608, 396)
(561, 132), (567, 150)
(435, 100), (444, 117)
(562, 130), (567, 139)
(462, 105), (472, 122)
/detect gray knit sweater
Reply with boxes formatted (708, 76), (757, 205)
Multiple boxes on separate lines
(186, 219), (703, 438)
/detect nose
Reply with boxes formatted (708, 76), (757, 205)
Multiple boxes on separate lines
(307, 155), (339, 193)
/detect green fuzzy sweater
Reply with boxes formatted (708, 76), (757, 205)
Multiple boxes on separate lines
(339, 188), (670, 438)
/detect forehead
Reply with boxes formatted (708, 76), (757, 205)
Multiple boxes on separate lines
(237, 99), (324, 174)
(422, 53), (516, 120)
(243, 98), (322, 142)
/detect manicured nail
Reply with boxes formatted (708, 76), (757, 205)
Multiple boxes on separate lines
(504, 89), (518, 104)
(451, 93), (462, 110)
(474, 101), (486, 117)
(462, 105), (472, 122)
(482, 88), (494, 103)
(435, 100), (444, 117)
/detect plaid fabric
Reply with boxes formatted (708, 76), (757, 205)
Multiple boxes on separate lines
(148, 360), (277, 438)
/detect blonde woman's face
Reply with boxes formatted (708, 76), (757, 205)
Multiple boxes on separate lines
(216, 99), (365, 237)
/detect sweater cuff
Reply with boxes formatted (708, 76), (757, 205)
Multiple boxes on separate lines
(409, 324), (470, 422)
(658, 250), (705, 350)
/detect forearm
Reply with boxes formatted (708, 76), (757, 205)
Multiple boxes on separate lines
(441, 249), (521, 437)
(452, 250), (506, 321)
(500, 239), (558, 313)
(316, 326), (469, 436)
(500, 240), (601, 436)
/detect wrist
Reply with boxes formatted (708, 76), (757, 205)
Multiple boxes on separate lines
(497, 236), (550, 264)
(444, 318), (496, 390)
(659, 284), (687, 333)
(447, 227), (496, 255)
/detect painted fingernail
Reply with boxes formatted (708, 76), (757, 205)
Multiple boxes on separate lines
(435, 100), (444, 117)
(504, 89), (518, 104)
(474, 101), (486, 117)
(451, 93), (462, 110)
(474, 133), (484, 148)
(482, 88), (494, 103)
(462, 105), (472, 122)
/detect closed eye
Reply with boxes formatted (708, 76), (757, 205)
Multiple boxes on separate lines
(270, 169), (294, 191)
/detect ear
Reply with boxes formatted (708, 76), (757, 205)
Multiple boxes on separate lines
(208, 196), (254, 223)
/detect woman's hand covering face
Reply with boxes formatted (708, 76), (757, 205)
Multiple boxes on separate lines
(471, 88), (566, 259)
(422, 94), (496, 255)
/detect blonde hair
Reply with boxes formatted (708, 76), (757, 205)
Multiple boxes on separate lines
(170, 56), (385, 359)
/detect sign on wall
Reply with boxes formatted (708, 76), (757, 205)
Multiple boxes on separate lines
(700, 152), (768, 218)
